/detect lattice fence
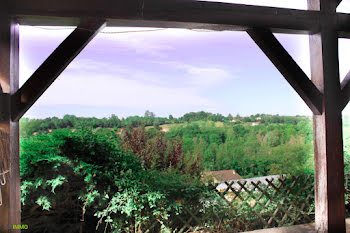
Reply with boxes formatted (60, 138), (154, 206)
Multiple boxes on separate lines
(24, 173), (350, 232)
(135, 174), (317, 233)
(173, 174), (315, 232)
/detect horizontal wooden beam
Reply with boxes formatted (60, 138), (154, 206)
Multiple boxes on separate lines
(14, 17), (249, 32)
(337, 13), (350, 38)
(11, 19), (106, 121)
(8, 0), (322, 34)
(341, 70), (350, 110)
(247, 28), (323, 115)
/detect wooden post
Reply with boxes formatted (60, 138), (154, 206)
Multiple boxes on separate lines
(0, 11), (20, 233)
(308, 0), (345, 232)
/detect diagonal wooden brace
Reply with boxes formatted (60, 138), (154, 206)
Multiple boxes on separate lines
(247, 28), (323, 115)
(11, 18), (106, 121)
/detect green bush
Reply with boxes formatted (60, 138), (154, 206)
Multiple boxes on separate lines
(20, 128), (206, 233)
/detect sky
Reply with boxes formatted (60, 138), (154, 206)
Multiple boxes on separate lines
(19, 0), (350, 119)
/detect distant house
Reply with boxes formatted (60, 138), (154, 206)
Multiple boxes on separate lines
(161, 127), (169, 132)
(202, 169), (242, 183)
(116, 128), (125, 135)
(251, 122), (261, 126)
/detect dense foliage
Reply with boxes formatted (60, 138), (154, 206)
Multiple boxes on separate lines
(20, 112), (315, 178)
(19, 112), (350, 232)
(166, 119), (313, 177)
(20, 112), (307, 137)
(20, 128), (205, 233)
(122, 127), (202, 177)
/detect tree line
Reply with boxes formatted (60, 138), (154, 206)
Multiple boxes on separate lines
(20, 112), (316, 177)
(20, 111), (310, 137)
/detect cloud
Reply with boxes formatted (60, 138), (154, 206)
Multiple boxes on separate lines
(66, 58), (172, 86)
(20, 58), (218, 110)
(99, 28), (174, 58)
(67, 58), (234, 89)
(67, 59), (129, 74)
(153, 61), (234, 88)
(20, 48), (234, 112)
(34, 73), (215, 110)
(20, 23), (324, 117)
(98, 28), (236, 58)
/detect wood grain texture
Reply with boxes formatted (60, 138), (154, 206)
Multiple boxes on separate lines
(0, 12), (20, 233)
(308, 1), (345, 232)
(6, 1), (350, 37)
(7, 0), (321, 34)
(11, 19), (106, 121)
(247, 28), (323, 115)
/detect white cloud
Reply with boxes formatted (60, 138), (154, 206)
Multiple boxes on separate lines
(153, 61), (234, 88)
(68, 58), (234, 89)
(33, 73), (215, 109)
(99, 28), (236, 58)
(67, 58), (129, 74)
(99, 28), (174, 58)
(20, 58), (218, 110)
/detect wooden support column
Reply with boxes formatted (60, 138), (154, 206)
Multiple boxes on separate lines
(308, 0), (345, 232)
(0, 11), (20, 233)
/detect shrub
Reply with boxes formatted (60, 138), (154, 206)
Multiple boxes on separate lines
(20, 128), (205, 233)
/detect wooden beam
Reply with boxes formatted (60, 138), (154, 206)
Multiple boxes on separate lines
(340, 71), (350, 110)
(8, 0), (321, 34)
(308, 0), (345, 232)
(337, 13), (350, 38)
(14, 16), (241, 32)
(247, 28), (323, 115)
(11, 19), (106, 121)
(0, 12), (20, 233)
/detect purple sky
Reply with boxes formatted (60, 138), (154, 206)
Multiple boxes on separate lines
(19, 0), (350, 118)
